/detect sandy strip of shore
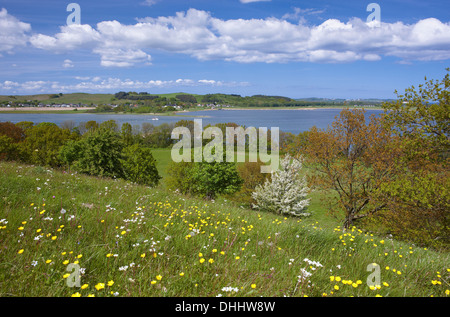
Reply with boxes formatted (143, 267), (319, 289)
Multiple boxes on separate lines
(0, 107), (95, 112)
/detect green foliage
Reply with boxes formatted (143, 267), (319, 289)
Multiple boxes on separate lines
(62, 129), (125, 178)
(99, 120), (119, 133)
(121, 144), (161, 187)
(382, 68), (450, 155)
(166, 153), (242, 200)
(373, 169), (449, 249)
(121, 122), (134, 146)
(142, 123), (174, 148)
(190, 159), (243, 200)
(0, 135), (19, 161)
(19, 123), (75, 167)
(229, 160), (271, 207)
(165, 160), (195, 194)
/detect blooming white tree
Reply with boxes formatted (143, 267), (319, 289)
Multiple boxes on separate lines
(252, 154), (310, 217)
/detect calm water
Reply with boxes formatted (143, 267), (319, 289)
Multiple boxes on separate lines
(0, 108), (383, 134)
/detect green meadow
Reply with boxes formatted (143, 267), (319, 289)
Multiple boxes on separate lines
(0, 154), (448, 297)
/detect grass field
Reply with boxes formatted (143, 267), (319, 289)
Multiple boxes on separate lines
(0, 157), (448, 298)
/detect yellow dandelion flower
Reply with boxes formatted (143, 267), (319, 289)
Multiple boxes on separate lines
(77, 254), (82, 259)
(62, 260), (69, 265)
(71, 292), (82, 297)
(199, 258), (205, 264)
(46, 259), (52, 264)
(330, 276), (335, 282)
(251, 284), (256, 289)
(81, 284), (89, 290)
(334, 285), (339, 290)
(140, 253), (146, 258)
(208, 258), (214, 264)
(107, 280), (114, 287)
(63, 273), (71, 279)
(156, 275), (162, 281)
(151, 280), (157, 285)
(335, 276), (341, 282)
(87, 294), (95, 297)
(95, 283), (105, 291)
(18, 249), (24, 254)
(179, 272), (185, 277)
(51, 236), (57, 240)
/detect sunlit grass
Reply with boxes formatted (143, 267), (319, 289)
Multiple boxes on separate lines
(0, 161), (448, 297)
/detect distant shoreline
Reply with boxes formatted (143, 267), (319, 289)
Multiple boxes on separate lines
(0, 105), (383, 114)
(0, 107), (95, 113)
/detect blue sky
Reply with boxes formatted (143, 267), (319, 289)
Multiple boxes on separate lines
(0, 0), (449, 99)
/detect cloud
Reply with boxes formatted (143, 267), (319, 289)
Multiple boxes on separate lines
(141, 0), (159, 6)
(240, 0), (271, 3)
(28, 8), (450, 66)
(282, 7), (325, 21)
(0, 8), (31, 54)
(63, 59), (74, 68)
(93, 48), (152, 67)
(0, 77), (249, 93)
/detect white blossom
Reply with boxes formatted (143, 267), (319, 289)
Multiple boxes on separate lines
(252, 155), (310, 217)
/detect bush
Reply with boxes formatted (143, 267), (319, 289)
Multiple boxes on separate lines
(373, 169), (449, 249)
(121, 144), (161, 187)
(165, 160), (195, 194)
(60, 129), (125, 178)
(166, 155), (242, 200)
(229, 160), (271, 207)
(0, 135), (19, 161)
(252, 155), (310, 217)
(19, 123), (74, 167)
(190, 160), (243, 200)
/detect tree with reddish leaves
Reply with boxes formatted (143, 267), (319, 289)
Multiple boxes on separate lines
(302, 109), (403, 229)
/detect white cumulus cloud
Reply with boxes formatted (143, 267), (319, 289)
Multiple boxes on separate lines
(0, 8), (31, 54)
(26, 8), (450, 66)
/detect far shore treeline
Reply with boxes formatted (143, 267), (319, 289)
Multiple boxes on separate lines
(0, 91), (387, 114)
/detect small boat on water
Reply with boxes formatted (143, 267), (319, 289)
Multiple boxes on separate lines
(151, 117), (159, 121)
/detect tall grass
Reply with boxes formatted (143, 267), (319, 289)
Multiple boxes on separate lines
(0, 161), (448, 297)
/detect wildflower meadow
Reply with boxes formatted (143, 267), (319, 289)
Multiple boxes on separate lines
(0, 161), (448, 298)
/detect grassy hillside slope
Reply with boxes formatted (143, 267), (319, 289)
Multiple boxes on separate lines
(0, 160), (448, 297)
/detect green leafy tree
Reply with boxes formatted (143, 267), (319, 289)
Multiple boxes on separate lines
(190, 159), (242, 200)
(382, 68), (450, 158)
(19, 123), (75, 167)
(121, 122), (134, 146)
(62, 129), (125, 178)
(121, 144), (161, 187)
